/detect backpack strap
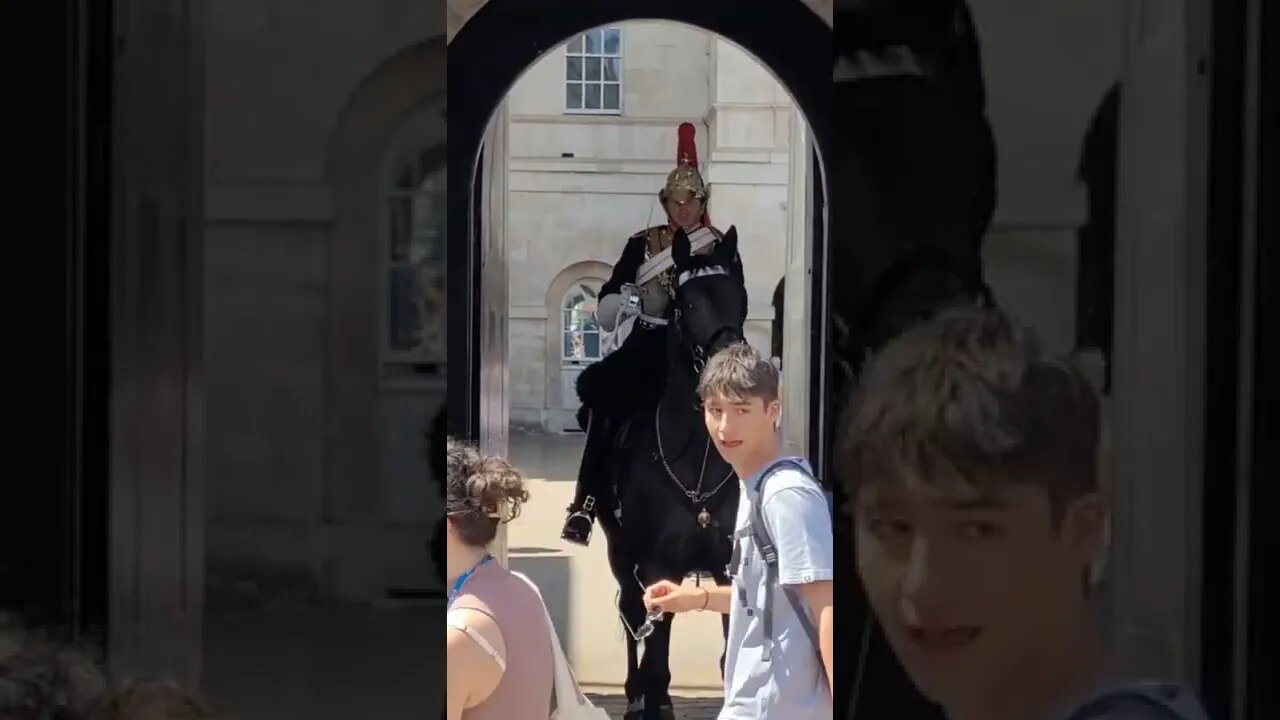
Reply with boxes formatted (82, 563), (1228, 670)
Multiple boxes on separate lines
(749, 458), (824, 664)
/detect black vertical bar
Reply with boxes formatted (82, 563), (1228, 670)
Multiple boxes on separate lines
(1244, 1), (1278, 716)
(1200, 0), (1247, 715)
(2, 0), (74, 630)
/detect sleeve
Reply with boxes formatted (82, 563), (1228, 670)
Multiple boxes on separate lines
(600, 234), (647, 297)
(761, 476), (835, 586)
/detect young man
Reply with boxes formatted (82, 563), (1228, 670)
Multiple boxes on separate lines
(643, 343), (834, 719)
(838, 303), (1209, 720)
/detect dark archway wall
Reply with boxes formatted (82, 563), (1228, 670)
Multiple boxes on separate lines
(6, 0), (112, 643)
(446, 0), (831, 440)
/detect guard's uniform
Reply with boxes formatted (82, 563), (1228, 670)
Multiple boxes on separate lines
(561, 122), (721, 546)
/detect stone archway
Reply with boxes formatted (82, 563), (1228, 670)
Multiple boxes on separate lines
(323, 38), (447, 597)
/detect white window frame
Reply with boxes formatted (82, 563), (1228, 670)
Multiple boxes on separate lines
(564, 26), (624, 115)
(377, 104), (447, 390)
(561, 280), (606, 367)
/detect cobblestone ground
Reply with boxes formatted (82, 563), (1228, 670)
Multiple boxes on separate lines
(586, 695), (723, 719)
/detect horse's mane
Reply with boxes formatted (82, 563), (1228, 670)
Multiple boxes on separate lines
(683, 244), (744, 285)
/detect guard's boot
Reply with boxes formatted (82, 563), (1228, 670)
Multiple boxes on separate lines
(561, 411), (610, 547)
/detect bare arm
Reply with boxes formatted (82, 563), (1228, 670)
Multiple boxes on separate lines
(446, 611), (505, 718)
(445, 628), (471, 720)
(697, 584), (734, 615)
(799, 580), (834, 696)
(645, 581), (733, 615)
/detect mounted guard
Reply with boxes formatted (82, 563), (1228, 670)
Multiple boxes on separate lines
(560, 121), (724, 546)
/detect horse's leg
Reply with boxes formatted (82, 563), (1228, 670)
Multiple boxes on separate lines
(637, 601), (676, 720)
(618, 577), (655, 719)
(607, 537), (647, 718)
(630, 562), (678, 720)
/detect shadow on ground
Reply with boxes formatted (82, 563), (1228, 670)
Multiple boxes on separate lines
(203, 598), (443, 720)
(588, 694), (724, 719)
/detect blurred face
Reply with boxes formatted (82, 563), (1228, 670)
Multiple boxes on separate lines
(665, 197), (704, 229)
(854, 475), (1104, 709)
(702, 392), (780, 464)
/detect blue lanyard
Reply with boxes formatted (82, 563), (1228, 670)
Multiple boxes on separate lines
(447, 553), (493, 608)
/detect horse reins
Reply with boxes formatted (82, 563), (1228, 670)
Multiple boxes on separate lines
(687, 324), (745, 372)
(653, 398), (735, 510)
(653, 266), (742, 520)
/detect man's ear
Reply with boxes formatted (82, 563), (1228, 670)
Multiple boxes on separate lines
(767, 399), (783, 427)
(1059, 491), (1108, 568)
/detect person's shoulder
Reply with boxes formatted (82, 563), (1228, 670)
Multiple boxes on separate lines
(1063, 682), (1210, 720)
(758, 458), (822, 501)
(630, 225), (668, 241)
(760, 457), (815, 484)
(448, 606), (500, 632)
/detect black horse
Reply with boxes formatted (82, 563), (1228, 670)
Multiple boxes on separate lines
(579, 228), (748, 720)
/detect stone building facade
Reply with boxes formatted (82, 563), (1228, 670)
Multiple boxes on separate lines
(501, 23), (804, 432)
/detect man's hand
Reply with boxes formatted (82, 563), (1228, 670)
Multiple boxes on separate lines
(643, 580), (706, 614)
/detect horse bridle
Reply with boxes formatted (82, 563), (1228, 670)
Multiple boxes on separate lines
(681, 322), (746, 373)
(671, 264), (748, 373)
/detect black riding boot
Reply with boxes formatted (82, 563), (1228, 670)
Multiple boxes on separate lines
(561, 410), (612, 546)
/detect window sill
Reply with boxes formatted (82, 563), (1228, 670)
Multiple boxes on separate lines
(563, 108), (624, 116)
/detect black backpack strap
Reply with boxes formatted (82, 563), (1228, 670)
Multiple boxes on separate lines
(749, 459), (823, 664)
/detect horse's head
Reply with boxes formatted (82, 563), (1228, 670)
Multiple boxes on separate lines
(669, 226), (748, 373)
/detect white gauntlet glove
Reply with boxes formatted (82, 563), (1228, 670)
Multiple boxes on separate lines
(595, 292), (625, 332)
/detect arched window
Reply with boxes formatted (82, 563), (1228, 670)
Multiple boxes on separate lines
(380, 123), (446, 384)
(561, 280), (605, 366)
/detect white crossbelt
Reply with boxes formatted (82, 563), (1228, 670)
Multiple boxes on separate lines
(635, 226), (717, 286)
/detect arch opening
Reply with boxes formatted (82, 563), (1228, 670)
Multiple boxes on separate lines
(446, 4), (831, 696)
(447, 0), (832, 454)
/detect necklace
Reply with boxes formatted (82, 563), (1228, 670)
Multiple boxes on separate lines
(447, 553), (493, 608)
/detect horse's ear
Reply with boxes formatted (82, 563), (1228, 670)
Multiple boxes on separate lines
(672, 228), (691, 268)
(718, 226), (739, 260)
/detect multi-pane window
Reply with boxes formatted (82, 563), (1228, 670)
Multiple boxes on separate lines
(565, 27), (622, 113)
(382, 144), (446, 381)
(562, 282), (605, 364)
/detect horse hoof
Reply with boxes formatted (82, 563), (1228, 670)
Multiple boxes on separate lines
(657, 705), (676, 720)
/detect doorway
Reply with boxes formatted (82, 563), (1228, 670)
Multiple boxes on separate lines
(447, 0), (831, 705)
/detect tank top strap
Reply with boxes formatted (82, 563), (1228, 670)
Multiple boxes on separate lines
(447, 614), (507, 672)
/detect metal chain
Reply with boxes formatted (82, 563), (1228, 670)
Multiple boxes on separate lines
(653, 399), (734, 505)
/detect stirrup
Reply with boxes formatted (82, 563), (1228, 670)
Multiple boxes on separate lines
(561, 496), (596, 546)
(561, 510), (594, 546)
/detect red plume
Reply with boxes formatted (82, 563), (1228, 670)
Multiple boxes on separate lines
(676, 122), (699, 168)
